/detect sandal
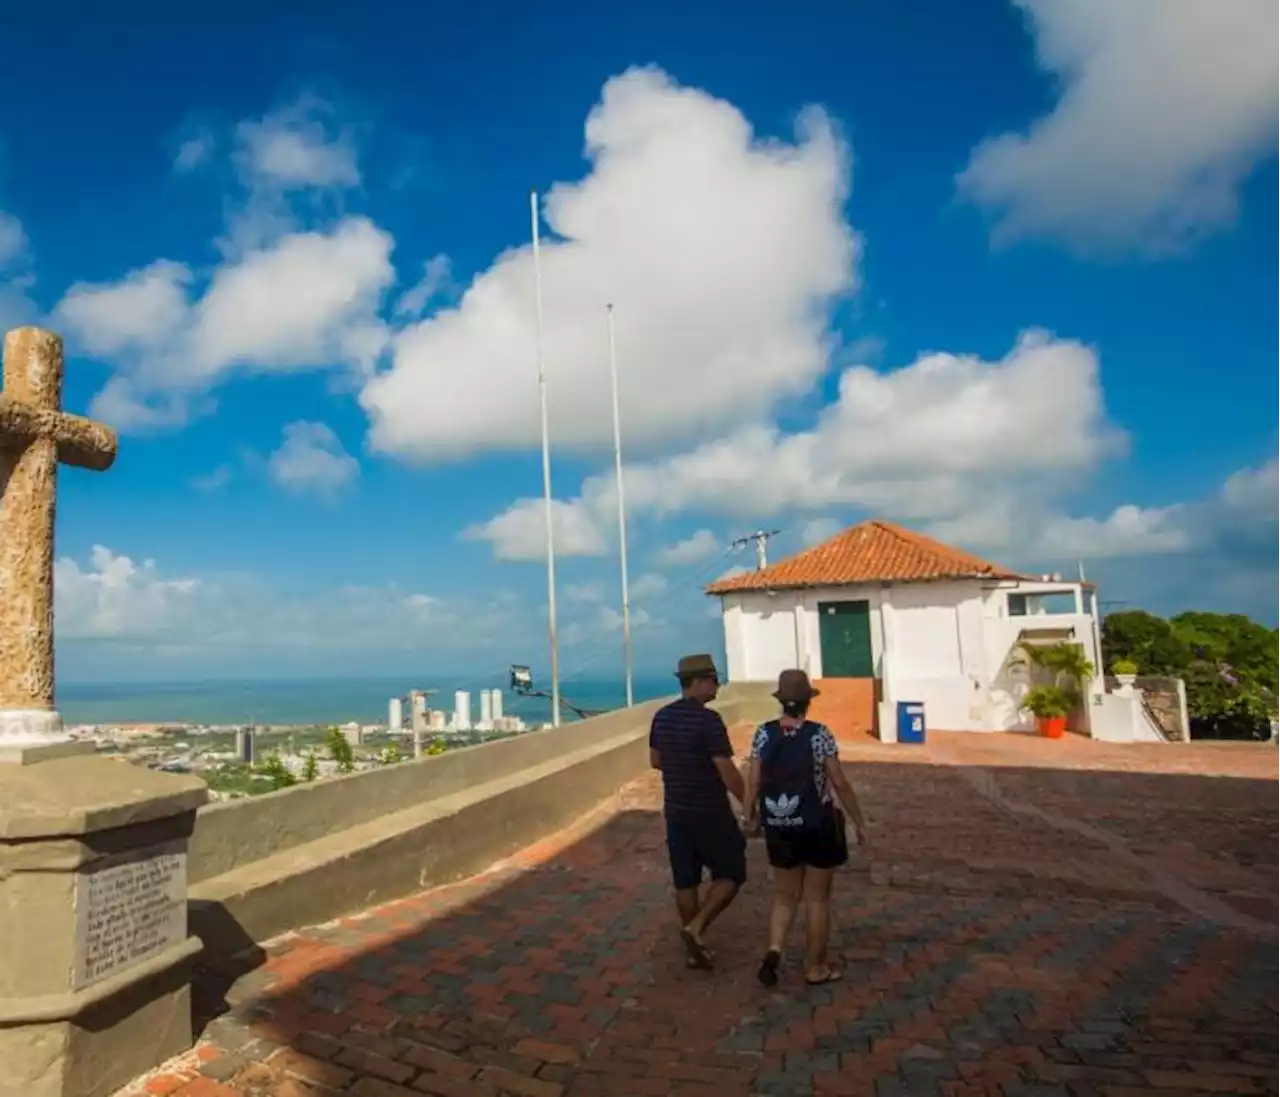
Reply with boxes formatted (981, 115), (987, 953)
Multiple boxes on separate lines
(757, 949), (782, 988)
(804, 966), (843, 986)
(680, 927), (714, 971)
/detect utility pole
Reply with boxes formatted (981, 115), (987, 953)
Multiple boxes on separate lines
(530, 190), (561, 728)
(605, 303), (634, 708)
(731, 529), (781, 571)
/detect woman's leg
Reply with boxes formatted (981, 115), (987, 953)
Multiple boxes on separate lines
(801, 866), (838, 982)
(769, 866), (804, 952)
(759, 865), (804, 986)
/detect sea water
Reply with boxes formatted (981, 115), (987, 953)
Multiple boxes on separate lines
(57, 675), (676, 726)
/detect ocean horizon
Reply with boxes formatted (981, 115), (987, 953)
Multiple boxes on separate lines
(56, 675), (677, 726)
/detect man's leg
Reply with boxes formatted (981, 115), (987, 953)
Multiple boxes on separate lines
(685, 815), (746, 944)
(675, 886), (701, 929)
(685, 878), (737, 941)
(666, 816), (705, 928)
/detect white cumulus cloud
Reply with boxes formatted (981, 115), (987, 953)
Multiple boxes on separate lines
(474, 331), (1124, 554)
(57, 218), (395, 431)
(55, 546), (201, 642)
(959, 0), (1279, 254)
(235, 96), (360, 191)
(360, 65), (857, 462)
(0, 210), (37, 330)
(54, 93), (392, 432)
(657, 529), (720, 566)
(268, 421), (360, 499)
(800, 517), (842, 547)
(462, 497), (609, 561)
(173, 130), (216, 174)
(0, 211), (28, 268)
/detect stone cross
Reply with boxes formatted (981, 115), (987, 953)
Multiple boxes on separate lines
(0, 327), (117, 745)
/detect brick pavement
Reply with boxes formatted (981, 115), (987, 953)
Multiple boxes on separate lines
(121, 732), (1277, 1097)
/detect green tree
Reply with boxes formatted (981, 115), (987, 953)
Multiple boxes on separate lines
(1101, 608), (1277, 739)
(380, 743), (402, 765)
(425, 738), (448, 756)
(327, 727), (355, 773)
(302, 751), (319, 782)
(1101, 610), (1194, 677)
(257, 753), (297, 791)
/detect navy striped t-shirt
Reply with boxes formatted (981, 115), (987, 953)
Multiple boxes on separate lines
(649, 698), (734, 819)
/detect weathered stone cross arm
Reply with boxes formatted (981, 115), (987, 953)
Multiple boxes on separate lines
(0, 396), (117, 470)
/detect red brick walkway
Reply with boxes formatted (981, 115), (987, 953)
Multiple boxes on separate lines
(123, 733), (1277, 1097)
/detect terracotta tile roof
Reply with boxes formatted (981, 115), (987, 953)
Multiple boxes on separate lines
(705, 519), (1026, 594)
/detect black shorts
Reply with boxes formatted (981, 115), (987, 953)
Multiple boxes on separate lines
(665, 812), (747, 891)
(764, 811), (848, 871)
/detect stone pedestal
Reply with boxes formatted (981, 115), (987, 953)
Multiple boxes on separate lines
(0, 751), (207, 1097)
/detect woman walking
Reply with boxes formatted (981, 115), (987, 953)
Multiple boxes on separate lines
(743, 669), (868, 988)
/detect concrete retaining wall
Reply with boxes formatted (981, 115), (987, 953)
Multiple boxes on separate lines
(189, 697), (669, 885)
(186, 685), (767, 960)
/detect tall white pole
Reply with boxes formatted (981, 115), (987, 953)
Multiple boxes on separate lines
(530, 191), (561, 727)
(606, 303), (634, 708)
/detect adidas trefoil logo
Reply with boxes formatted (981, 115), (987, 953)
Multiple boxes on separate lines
(764, 793), (804, 827)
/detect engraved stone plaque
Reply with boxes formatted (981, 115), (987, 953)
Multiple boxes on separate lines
(72, 840), (187, 990)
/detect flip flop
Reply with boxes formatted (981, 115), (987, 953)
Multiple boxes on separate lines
(805, 967), (843, 986)
(680, 927), (714, 971)
(757, 949), (782, 988)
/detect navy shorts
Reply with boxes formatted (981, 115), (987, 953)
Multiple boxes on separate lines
(665, 812), (747, 891)
(764, 810), (849, 871)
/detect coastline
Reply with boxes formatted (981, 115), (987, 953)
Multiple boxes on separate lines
(56, 675), (673, 727)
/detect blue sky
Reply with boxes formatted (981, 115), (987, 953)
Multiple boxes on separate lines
(0, 0), (1275, 685)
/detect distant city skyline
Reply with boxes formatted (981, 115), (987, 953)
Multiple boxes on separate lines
(0, 1), (1272, 683)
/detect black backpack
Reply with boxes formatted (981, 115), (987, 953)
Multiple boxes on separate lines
(757, 720), (825, 834)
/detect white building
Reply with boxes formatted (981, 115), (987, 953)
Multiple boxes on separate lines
(708, 519), (1107, 735)
(388, 697), (403, 732)
(453, 690), (472, 732)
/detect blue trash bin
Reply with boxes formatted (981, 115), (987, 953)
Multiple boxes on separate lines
(896, 702), (926, 744)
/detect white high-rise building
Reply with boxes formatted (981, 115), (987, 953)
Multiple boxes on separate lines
(479, 690), (493, 730)
(490, 689), (504, 721)
(388, 697), (403, 732)
(453, 690), (472, 731)
(429, 709), (446, 730)
(409, 690), (429, 734)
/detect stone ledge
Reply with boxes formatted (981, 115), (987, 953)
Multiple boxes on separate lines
(0, 936), (202, 1026)
(0, 737), (93, 767)
(0, 754), (207, 839)
(190, 726), (649, 959)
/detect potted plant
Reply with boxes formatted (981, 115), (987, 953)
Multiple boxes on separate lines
(1014, 642), (1096, 737)
(1112, 658), (1139, 692)
(1022, 684), (1073, 739)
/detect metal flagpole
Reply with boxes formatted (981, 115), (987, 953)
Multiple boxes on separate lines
(605, 303), (634, 708)
(530, 191), (561, 727)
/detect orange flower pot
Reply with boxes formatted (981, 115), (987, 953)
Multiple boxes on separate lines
(1037, 715), (1067, 739)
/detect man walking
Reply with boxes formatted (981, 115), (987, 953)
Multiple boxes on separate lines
(648, 653), (747, 970)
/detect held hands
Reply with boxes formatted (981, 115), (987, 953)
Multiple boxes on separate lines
(846, 817), (869, 850)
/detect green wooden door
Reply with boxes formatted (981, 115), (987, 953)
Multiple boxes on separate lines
(818, 600), (874, 677)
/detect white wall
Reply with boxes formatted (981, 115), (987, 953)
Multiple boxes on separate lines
(980, 580), (1105, 733)
(1089, 693), (1167, 743)
(722, 585), (886, 684)
(881, 580), (990, 732)
(721, 576), (1104, 735)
